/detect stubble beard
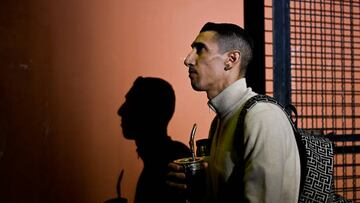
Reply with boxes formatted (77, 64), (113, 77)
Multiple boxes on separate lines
(190, 79), (203, 91)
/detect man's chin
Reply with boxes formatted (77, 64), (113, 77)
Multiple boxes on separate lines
(191, 82), (203, 91)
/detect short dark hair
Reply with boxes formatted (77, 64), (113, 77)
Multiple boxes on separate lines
(200, 22), (254, 71)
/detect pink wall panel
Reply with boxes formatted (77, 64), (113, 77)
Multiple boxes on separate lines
(0, 0), (243, 202)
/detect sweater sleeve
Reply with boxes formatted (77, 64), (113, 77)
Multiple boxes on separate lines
(242, 103), (300, 203)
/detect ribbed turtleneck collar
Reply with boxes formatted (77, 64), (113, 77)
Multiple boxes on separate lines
(208, 78), (249, 119)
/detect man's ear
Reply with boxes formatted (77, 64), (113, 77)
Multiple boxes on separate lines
(224, 51), (241, 70)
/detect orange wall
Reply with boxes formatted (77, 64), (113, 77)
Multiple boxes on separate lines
(0, 0), (243, 202)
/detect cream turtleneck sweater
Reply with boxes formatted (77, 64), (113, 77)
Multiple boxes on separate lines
(206, 78), (300, 203)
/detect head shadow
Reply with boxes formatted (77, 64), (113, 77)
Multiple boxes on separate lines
(118, 76), (175, 142)
(114, 76), (191, 203)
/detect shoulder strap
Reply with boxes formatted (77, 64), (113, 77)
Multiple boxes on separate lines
(234, 94), (307, 201)
(237, 94), (297, 129)
(226, 95), (286, 202)
(235, 95), (297, 154)
(222, 94), (302, 202)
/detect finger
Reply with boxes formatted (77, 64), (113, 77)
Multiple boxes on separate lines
(168, 162), (183, 171)
(167, 171), (186, 179)
(166, 180), (187, 190)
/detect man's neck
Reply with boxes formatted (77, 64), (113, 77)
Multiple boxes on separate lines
(206, 76), (243, 99)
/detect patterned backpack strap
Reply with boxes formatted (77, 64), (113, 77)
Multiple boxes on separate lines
(235, 94), (288, 156)
(235, 94), (287, 148)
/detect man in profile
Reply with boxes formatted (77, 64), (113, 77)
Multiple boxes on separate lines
(167, 22), (301, 203)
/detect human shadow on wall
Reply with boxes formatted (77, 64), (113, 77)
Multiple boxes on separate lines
(113, 76), (192, 203)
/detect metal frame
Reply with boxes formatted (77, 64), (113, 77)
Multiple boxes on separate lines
(272, 0), (291, 107)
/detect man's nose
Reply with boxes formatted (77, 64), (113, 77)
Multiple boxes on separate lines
(184, 49), (195, 67)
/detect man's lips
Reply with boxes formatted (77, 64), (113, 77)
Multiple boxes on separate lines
(188, 68), (197, 75)
(188, 72), (197, 79)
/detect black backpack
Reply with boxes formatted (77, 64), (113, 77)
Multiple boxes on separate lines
(235, 94), (351, 203)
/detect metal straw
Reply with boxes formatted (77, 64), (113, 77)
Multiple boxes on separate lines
(189, 123), (197, 161)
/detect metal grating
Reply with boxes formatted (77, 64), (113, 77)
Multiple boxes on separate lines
(266, 0), (360, 201)
(290, 0), (360, 201)
(265, 0), (274, 96)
